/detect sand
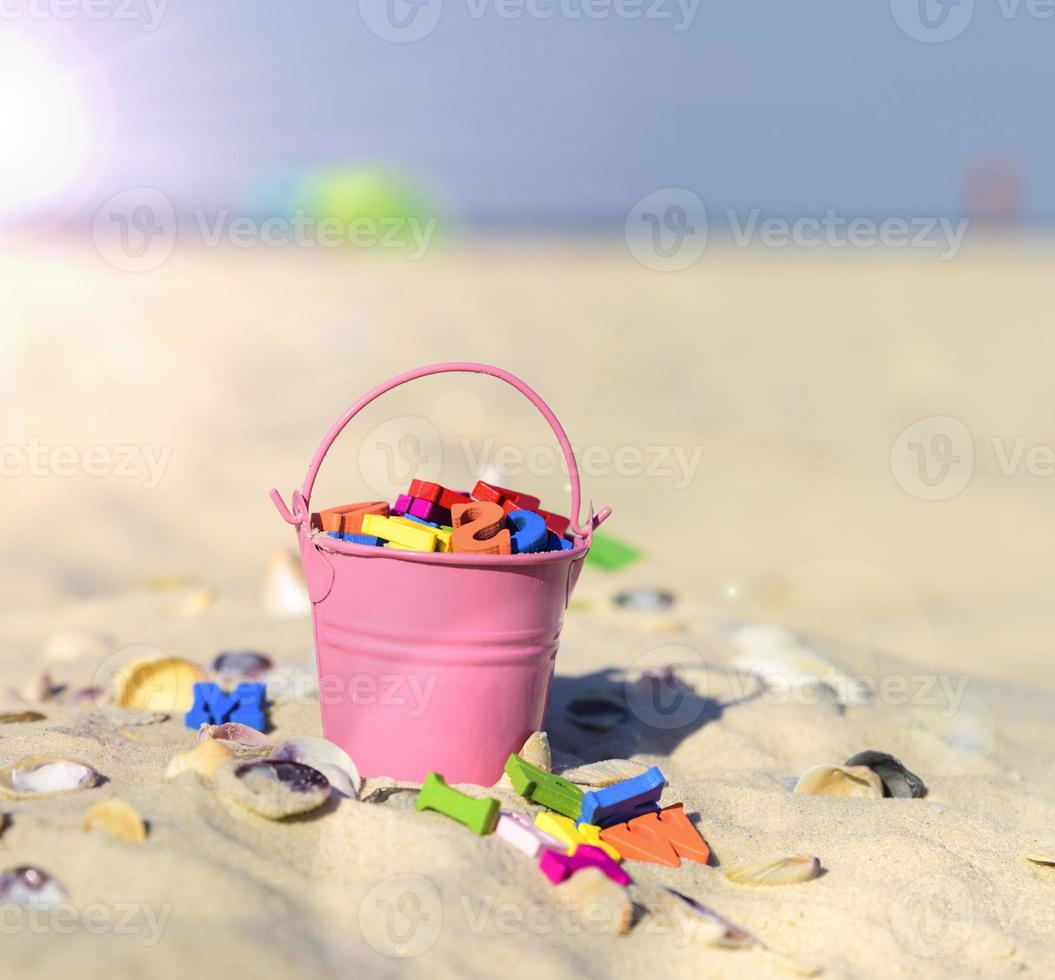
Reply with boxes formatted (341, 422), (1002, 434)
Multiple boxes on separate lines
(1, 238), (1053, 978)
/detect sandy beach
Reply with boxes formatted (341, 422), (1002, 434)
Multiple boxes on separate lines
(1, 238), (1054, 978)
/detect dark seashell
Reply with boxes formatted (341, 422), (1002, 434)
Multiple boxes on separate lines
(216, 759), (331, 819)
(565, 697), (630, 732)
(212, 651), (273, 680)
(0, 711), (46, 724)
(362, 786), (418, 807)
(0, 866), (65, 909)
(844, 750), (927, 799)
(614, 589), (676, 612)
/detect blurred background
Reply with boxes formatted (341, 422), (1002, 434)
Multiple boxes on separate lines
(2, 2), (1054, 691)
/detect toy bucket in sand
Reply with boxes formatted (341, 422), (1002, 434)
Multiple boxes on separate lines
(269, 363), (611, 784)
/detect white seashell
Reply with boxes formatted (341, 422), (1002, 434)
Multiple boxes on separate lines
(561, 759), (651, 788)
(794, 764), (884, 799)
(731, 624), (872, 707)
(0, 757), (101, 797)
(111, 657), (204, 713)
(82, 799), (147, 844)
(0, 866), (65, 909)
(1025, 848), (1055, 866)
(271, 736), (360, 798)
(165, 739), (235, 780)
(496, 732), (550, 789)
(215, 759), (331, 819)
(651, 888), (760, 948)
(724, 855), (821, 886)
(199, 723), (273, 749)
(19, 670), (55, 703)
(557, 867), (635, 935)
(262, 549), (310, 617)
(41, 630), (111, 663)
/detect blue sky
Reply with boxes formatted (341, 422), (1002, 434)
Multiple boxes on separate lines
(9, 0), (1054, 222)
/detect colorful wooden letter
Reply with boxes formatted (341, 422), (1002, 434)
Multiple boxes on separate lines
(184, 682), (266, 731)
(598, 803), (710, 868)
(578, 766), (666, 827)
(361, 513), (439, 552)
(504, 753), (584, 819)
(495, 811), (563, 857)
(314, 501), (389, 534)
(506, 509), (547, 555)
(416, 772), (499, 835)
(450, 501), (511, 555)
(535, 812), (622, 861)
(539, 845), (630, 886)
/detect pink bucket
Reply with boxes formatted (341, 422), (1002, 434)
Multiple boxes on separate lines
(269, 363), (611, 785)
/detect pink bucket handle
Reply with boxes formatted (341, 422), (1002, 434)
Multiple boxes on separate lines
(270, 362), (612, 540)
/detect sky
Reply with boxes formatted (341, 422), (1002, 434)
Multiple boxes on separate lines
(2, 0), (1053, 225)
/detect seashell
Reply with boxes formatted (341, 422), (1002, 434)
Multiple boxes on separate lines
(0, 866), (65, 910)
(0, 711), (46, 724)
(262, 549), (310, 617)
(111, 657), (204, 713)
(561, 759), (651, 788)
(165, 739), (235, 780)
(144, 573), (199, 591)
(1025, 848), (1055, 866)
(271, 736), (360, 798)
(199, 723), (273, 749)
(794, 764), (883, 799)
(64, 687), (106, 708)
(496, 732), (550, 789)
(182, 588), (217, 616)
(844, 750), (926, 799)
(20, 670), (55, 703)
(215, 760), (331, 819)
(82, 798), (147, 844)
(212, 651), (273, 681)
(613, 588), (676, 612)
(731, 624), (872, 708)
(724, 855), (821, 887)
(652, 888), (760, 948)
(0, 756), (101, 797)
(361, 785), (418, 807)
(565, 696), (630, 733)
(42, 630), (111, 663)
(557, 867), (635, 935)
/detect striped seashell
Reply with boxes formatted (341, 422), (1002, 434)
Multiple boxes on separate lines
(724, 855), (821, 887)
